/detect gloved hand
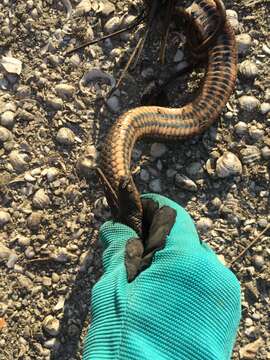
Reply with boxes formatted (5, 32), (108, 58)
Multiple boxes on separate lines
(83, 194), (241, 360)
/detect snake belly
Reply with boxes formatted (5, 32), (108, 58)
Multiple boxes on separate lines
(99, 0), (237, 236)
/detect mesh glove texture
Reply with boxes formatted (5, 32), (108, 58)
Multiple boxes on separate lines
(83, 194), (241, 360)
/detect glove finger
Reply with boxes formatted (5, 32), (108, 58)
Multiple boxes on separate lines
(99, 221), (137, 273)
(141, 193), (202, 252)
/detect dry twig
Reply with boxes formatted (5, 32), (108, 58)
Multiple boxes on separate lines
(229, 224), (270, 267)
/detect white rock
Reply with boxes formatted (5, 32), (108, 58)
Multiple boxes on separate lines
(260, 102), (270, 114)
(239, 95), (260, 111)
(56, 127), (76, 145)
(248, 126), (264, 141)
(0, 126), (13, 142)
(175, 174), (198, 192)
(236, 34), (252, 55)
(261, 146), (270, 160)
(0, 110), (15, 128)
(6, 253), (18, 268)
(262, 44), (270, 56)
(235, 121), (248, 136)
(55, 83), (75, 100)
(0, 211), (11, 227)
(17, 235), (31, 246)
(32, 189), (50, 209)
(99, 1), (115, 16)
(46, 167), (59, 182)
(238, 60), (258, 80)
(0, 56), (22, 75)
(9, 151), (28, 172)
(46, 95), (63, 110)
(196, 217), (213, 233)
(226, 9), (239, 32)
(104, 17), (121, 33)
(216, 152), (242, 178)
(74, 0), (92, 16)
(0, 243), (12, 259)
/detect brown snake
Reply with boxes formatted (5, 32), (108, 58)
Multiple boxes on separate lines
(98, 0), (237, 237)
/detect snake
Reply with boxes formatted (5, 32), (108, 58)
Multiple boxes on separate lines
(98, 0), (237, 237)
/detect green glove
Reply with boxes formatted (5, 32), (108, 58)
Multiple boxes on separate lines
(83, 194), (241, 360)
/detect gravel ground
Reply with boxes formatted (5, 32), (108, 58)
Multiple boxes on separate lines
(0, 0), (269, 359)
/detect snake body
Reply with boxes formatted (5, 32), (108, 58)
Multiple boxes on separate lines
(99, 0), (237, 236)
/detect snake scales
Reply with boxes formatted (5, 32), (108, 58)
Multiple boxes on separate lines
(98, 0), (237, 236)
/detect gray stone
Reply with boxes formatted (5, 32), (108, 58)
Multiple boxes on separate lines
(150, 143), (168, 158)
(149, 179), (162, 193)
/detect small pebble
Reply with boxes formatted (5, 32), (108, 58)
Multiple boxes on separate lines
(0, 110), (16, 128)
(262, 44), (270, 56)
(260, 102), (270, 114)
(175, 174), (198, 192)
(173, 49), (184, 62)
(6, 253), (18, 268)
(104, 16), (121, 33)
(240, 146), (261, 165)
(248, 125), (264, 141)
(56, 127), (76, 146)
(46, 96), (63, 110)
(32, 189), (50, 209)
(216, 152), (242, 178)
(0, 243), (12, 260)
(236, 34), (252, 55)
(261, 146), (270, 159)
(238, 60), (258, 80)
(149, 179), (162, 193)
(150, 143), (168, 158)
(18, 275), (33, 291)
(211, 197), (222, 209)
(234, 121), (248, 136)
(186, 162), (204, 179)
(74, 0), (92, 16)
(46, 167), (59, 182)
(99, 1), (115, 16)
(239, 95), (260, 112)
(257, 218), (268, 228)
(0, 56), (22, 75)
(42, 315), (60, 336)
(0, 126), (13, 142)
(140, 169), (150, 182)
(196, 217), (213, 233)
(252, 255), (264, 269)
(17, 235), (31, 246)
(27, 212), (42, 231)
(44, 338), (60, 350)
(9, 151), (29, 173)
(76, 156), (95, 179)
(55, 83), (75, 100)
(0, 210), (11, 227)
(106, 96), (120, 113)
(226, 9), (239, 32)
(239, 338), (264, 359)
